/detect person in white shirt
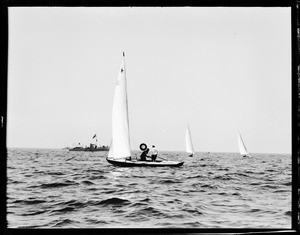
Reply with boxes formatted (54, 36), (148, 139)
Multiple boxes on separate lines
(150, 145), (158, 162)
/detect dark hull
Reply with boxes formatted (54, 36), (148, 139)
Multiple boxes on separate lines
(68, 148), (84, 151)
(106, 158), (184, 167)
(69, 148), (109, 152)
(83, 149), (109, 152)
(242, 154), (251, 158)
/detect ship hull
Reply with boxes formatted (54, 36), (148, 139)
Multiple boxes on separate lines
(69, 148), (109, 152)
(106, 157), (184, 167)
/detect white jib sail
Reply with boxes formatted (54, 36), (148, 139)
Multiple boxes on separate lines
(238, 132), (249, 156)
(108, 53), (131, 159)
(185, 126), (195, 155)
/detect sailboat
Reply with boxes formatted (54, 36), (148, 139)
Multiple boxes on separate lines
(238, 132), (251, 157)
(106, 53), (184, 167)
(185, 125), (195, 157)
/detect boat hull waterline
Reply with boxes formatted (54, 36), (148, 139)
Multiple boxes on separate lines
(69, 148), (109, 152)
(242, 154), (251, 158)
(106, 158), (184, 167)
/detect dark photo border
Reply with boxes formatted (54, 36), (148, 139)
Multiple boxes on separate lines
(0, 0), (298, 234)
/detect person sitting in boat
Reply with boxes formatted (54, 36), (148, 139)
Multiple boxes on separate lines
(150, 145), (158, 162)
(140, 148), (149, 161)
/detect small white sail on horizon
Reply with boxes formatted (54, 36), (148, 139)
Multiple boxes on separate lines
(238, 132), (251, 157)
(185, 125), (195, 157)
(108, 52), (131, 160)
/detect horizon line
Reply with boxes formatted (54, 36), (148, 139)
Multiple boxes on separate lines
(6, 147), (291, 155)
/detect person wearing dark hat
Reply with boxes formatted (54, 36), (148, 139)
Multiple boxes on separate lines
(140, 148), (149, 161)
(140, 143), (147, 151)
(150, 145), (158, 162)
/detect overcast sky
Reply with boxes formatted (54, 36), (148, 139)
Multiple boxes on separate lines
(7, 7), (291, 153)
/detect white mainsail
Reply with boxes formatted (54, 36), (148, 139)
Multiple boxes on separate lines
(238, 132), (250, 157)
(108, 53), (131, 159)
(185, 126), (195, 155)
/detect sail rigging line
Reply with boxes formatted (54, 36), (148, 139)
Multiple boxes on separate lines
(123, 52), (131, 147)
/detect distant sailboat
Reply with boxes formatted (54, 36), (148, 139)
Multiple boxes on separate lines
(185, 125), (195, 157)
(238, 132), (251, 157)
(106, 53), (184, 167)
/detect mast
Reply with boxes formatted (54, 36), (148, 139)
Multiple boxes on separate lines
(123, 52), (130, 146)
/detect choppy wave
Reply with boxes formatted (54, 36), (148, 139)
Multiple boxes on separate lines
(94, 197), (131, 206)
(7, 149), (291, 228)
(40, 181), (78, 188)
(12, 199), (47, 205)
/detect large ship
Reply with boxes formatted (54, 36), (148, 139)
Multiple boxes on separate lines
(68, 134), (109, 152)
(69, 143), (109, 152)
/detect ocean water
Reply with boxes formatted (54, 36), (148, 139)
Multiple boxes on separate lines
(7, 148), (291, 228)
